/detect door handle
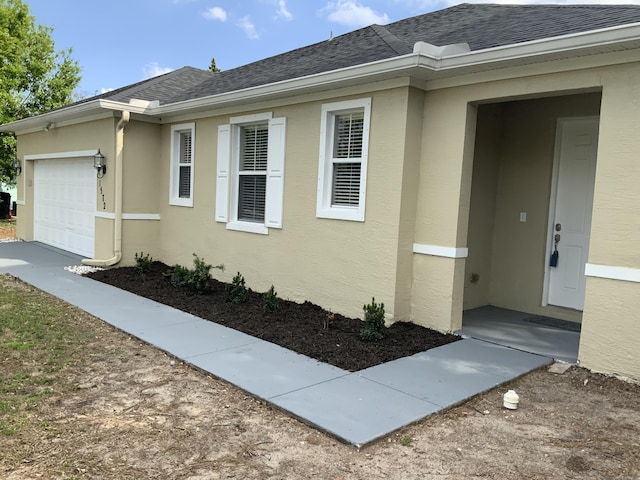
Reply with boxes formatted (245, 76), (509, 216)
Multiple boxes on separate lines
(554, 233), (561, 243)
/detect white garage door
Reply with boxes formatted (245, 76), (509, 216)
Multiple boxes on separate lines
(34, 158), (96, 257)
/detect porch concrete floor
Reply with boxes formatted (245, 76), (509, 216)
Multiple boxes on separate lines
(460, 306), (580, 364)
(1, 241), (557, 447)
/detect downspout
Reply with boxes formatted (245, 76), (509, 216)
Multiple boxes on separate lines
(82, 111), (130, 267)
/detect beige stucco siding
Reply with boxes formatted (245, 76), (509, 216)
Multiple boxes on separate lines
(392, 88), (424, 321)
(578, 63), (640, 380)
(464, 103), (502, 310)
(580, 277), (640, 383)
(122, 121), (162, 214)
(152, 87), (411, 320)
(411, 89), (478, 331)
(589, 64), (640, 269)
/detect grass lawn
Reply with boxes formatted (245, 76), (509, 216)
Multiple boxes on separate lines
(0, 276), (94, 439)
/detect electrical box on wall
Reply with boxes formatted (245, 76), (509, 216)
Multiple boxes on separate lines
(519, 212), (527, 222)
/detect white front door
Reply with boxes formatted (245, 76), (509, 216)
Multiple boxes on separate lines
(34, 158), (96, 257)
(547, 117), (599, 310)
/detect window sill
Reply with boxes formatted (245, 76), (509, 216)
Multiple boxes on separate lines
(169, 198), (193, 207)
(316, 206), (364, 222)
(226, 221), (269, 235)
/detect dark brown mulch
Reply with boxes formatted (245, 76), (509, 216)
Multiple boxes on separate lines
(86, 262), (460, 372)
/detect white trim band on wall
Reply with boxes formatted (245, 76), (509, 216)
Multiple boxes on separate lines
(24, 150), (98, 161)
(413, 243), (469, 258)
(95, 212), (161, 221)
(585, 263), (640, 283)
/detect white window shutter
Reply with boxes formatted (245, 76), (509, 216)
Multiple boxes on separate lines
(216, 124), (231, 222)
(265, 117), (286, 228)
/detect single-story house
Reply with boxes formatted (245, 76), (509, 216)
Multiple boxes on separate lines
(2, 3), (639, 382)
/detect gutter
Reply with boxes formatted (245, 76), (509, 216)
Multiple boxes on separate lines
(82, 111), (130, 267)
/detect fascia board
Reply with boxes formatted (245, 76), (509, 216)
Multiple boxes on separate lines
(0, 100), (102, 134)
(434, 22), (640, 71)
(0, 99), (155, 134)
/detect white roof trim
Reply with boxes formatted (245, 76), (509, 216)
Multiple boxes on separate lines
(2, 21), (640, 132)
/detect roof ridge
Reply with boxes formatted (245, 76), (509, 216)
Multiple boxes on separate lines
(369, 24), (412, 55)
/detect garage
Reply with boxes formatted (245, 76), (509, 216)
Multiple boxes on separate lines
(34, 158), (96, 257)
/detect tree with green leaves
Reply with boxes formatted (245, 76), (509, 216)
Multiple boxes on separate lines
(0, 0), (81, 186)
(209, 57), (221, 73)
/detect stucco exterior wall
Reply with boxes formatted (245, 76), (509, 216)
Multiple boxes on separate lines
(14, 117), (115, 246)
(578, 62), (640, 379)
(589, 64), (640, 268)
(464, 103), (502, 310)
(151, 87), (411, 320)
(392, 88), (424, 321)
(122, 121), (162, 214)
(411, 90), (477, 331)
(580, 277), (640, 383)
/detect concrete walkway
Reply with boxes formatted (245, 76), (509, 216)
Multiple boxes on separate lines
(1, 241), (553, 447)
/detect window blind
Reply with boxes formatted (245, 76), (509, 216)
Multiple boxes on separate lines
(333, 112), (364, 159)
(180, 131), (192, 164)
(332, 162), (361, 206)
(241, 124), (268, 171)
(238, 175), (266, 221)
(179, 166), (191, 199)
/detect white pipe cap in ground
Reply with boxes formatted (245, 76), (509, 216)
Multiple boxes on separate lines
(503, 390), (520, 409)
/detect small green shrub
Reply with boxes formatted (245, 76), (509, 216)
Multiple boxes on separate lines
(170, 264), (190, 287)
(226, 272), (247, 304)
(171, 254), (224, 294)
(360, 297), (385, 341)
(263, 285), (279, 314)
(134, 252), (153, 274)
(189, 254), (215, 294)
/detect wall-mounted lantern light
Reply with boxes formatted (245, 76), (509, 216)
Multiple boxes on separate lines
(93, 149), (106, 177)
(13, 157), (22, 176)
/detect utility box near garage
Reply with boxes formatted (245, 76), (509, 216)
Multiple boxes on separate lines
(0, 192), (10, 219)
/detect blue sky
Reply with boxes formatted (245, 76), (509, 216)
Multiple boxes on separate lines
(26, 0), (640, 97)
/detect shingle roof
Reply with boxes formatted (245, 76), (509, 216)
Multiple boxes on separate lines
(97, 4), (640, 106)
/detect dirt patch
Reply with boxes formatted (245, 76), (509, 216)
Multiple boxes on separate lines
(0, 219), (16, 240)
(2, 276), (639, 479)
(86, 262), (459, 372)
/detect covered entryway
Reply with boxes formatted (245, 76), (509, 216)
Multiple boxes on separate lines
(545, 117), (598, 310)
(33, 158), (96, 257)
(463, 92), (602, 335)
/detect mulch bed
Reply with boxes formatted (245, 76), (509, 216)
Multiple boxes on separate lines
(86, 262), (459, 371)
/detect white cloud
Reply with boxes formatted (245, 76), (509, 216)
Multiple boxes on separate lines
(143, 62), (173, 79)
(276, 0), (293, 20)
(324, 0), (390, 27)
(237, 16), (259, 39)
(100, 87), (114, 94)
(202, 6), (228, 21)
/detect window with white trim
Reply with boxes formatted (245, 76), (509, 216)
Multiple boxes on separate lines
(170, 123), (195, 207)
(216, 112), (286, 234)
(316, 98), (371, 221)
(238, 123), (268, 222)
